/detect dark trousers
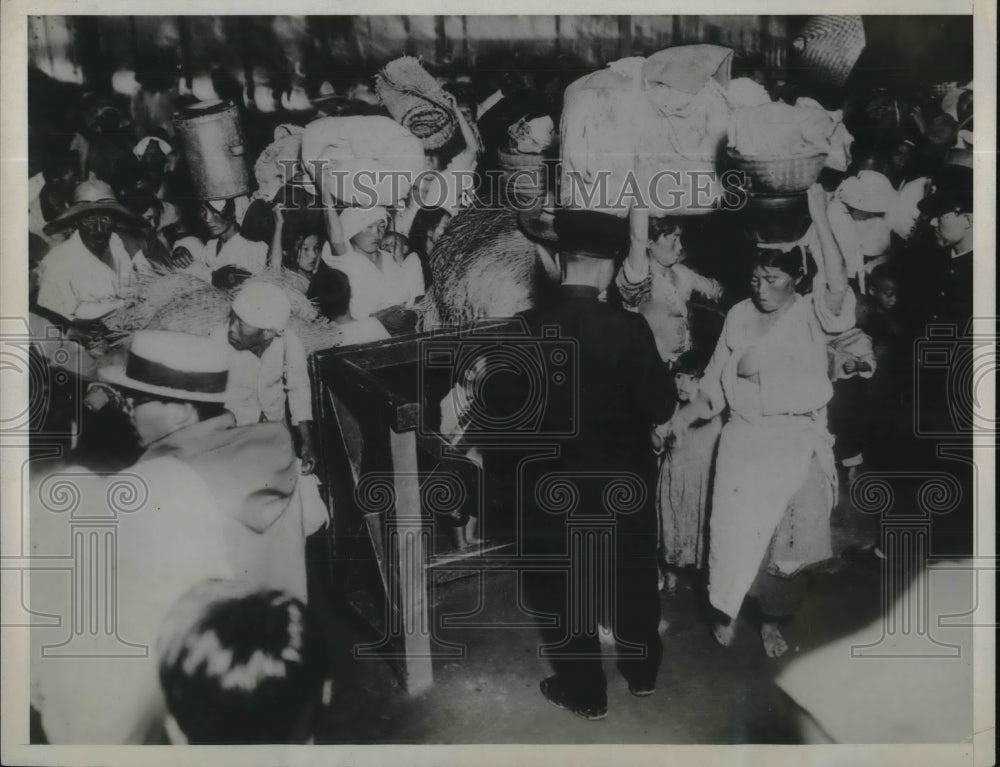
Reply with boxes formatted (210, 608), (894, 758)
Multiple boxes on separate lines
(523, 512), (663, 706)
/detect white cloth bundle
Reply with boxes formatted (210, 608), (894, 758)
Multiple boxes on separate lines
(560, 46), (732, 217)
(300, 116), (426, 207)
(728, 102), (843, 158)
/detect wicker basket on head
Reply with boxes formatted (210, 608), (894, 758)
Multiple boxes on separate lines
(727, 149), (828, 194)
(793, 15), (866, 88)
(375, 56), (456, 151)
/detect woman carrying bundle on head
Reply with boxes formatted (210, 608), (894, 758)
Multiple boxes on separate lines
(664, 184), (854, 658)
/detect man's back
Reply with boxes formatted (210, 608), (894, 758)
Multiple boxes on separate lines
(524, 285), (670, 475)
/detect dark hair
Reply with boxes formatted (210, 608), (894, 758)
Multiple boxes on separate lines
(674, 349), (709, 378)
(754, 247), (805, 279)
(157, 580), (326, 744)
(868, 263), (900, 290)
(121, 188), (163, 217)
(42, 149), (79, 181)
(409, 206), (451, 260)
(648, 216), (684, 242)
(307, 264), (352, 320)
(282, 226), (325, 272)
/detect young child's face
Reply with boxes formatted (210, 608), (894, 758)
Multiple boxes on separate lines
(869, 279), (899, 312)
(674, 372), (701, 402)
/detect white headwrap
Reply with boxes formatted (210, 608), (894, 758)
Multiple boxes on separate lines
(232, 281), (291, 331)
(340, 206), (388, 242)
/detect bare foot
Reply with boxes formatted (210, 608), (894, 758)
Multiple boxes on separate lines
(761, 622), (789, 657)
(712, 618), (736, 647)
(664, 571), (679, 595)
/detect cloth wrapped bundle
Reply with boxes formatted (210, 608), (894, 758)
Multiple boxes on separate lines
(560, 45), (732, 218)
(728, 102), (843, 158)
(254, 124), (306, 202)
(300, 115), (426, 207)
(374, 56), (457, 151)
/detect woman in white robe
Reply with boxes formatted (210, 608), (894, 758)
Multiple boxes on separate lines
(663, 185), (854, 656)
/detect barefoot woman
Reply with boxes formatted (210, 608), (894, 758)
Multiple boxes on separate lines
(677, 185), (853, 656)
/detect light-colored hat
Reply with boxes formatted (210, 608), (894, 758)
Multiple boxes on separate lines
(133, 136), (173, 160)
(231, 281), (291, 331)
(43, 179), (147, 235)
(837, 170), (896, 214)
(98, 330), (229, 403)
(340, 206), (387, 242)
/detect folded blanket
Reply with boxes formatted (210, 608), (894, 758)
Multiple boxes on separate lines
(300, 115), (426, 207)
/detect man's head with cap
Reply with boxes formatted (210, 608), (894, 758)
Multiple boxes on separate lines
(918, 162), (973, 251)
(99, 330), (231, 447)
(518, 207), (628, 290)
(227, 281), (291, 355)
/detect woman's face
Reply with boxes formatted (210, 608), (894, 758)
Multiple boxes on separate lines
(351, 217), (386, 254)
(648, 228), (683, 268)
(674, 372), (700, 403)
(142, 206), (162, 231)
(750, 265), (798, 313)
(427, 213), (452, 251)
(199, 203), (232, 238)
(296, 234), (321, 274)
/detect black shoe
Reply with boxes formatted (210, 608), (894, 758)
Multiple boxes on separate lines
(628, 682), (656, 697)
(539, 676), (608, 721)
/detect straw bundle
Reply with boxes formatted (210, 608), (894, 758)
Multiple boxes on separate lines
(104, 271), (217, 334)
(144, 284), (231, 336)
(375, 56), (456, 150)
(419, 206), (543, 330)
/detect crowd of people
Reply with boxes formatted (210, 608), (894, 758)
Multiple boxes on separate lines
(24, 34), (977, 743)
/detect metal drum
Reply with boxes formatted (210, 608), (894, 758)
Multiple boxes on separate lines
(173, 100), (252, 200)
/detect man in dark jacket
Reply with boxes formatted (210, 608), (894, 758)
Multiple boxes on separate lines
(509, 208), (671, 720)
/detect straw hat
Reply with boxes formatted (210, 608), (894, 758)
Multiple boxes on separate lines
(43, 180), (147, 235)
(98, 330), (230, 403)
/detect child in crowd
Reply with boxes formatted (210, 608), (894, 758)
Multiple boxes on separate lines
(651, 350), (722, 594)
(307, 265), (391, 347)
(157, 579), (330, 744)
(857, 264), (907, 468)
(620, 205), (724, 365)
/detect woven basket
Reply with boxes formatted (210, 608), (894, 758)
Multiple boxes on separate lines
(498, 148), (545, 170)
(727, 149), (828, 194)
(794, 15), (866, 88)
(497, 151), (547, 208)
